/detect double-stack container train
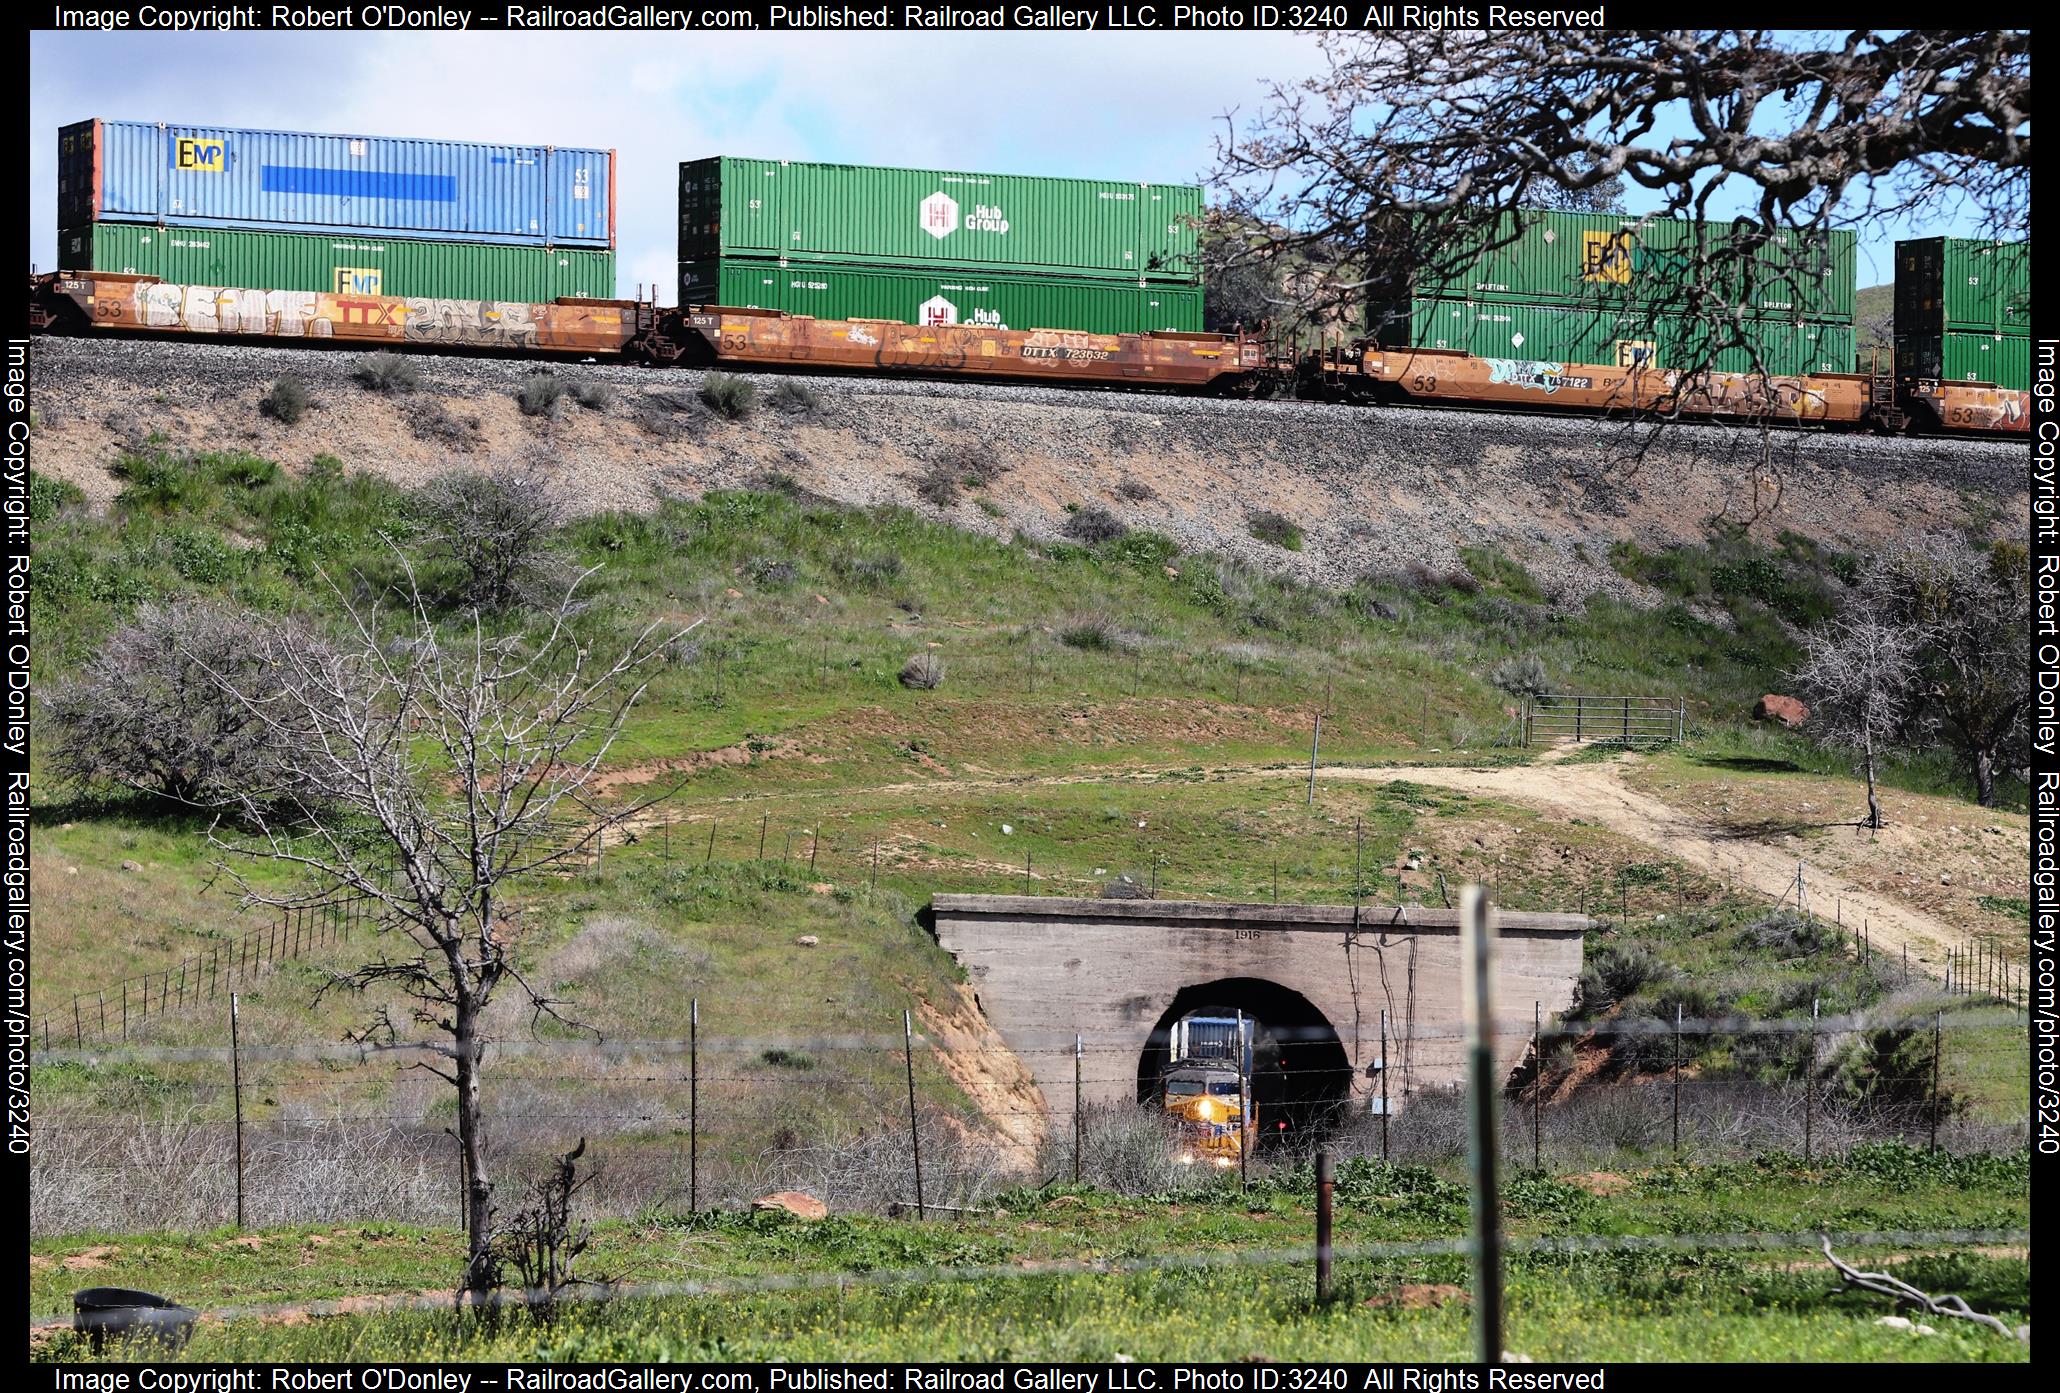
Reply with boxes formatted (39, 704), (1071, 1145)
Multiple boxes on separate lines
(57, 118), (616, 302)
(35, 124), (2029, 438)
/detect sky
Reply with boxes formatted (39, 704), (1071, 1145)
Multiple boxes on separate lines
(29, 30), (2002, 302)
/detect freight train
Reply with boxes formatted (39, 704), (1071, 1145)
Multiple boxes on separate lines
(28, 269), (2029, 437)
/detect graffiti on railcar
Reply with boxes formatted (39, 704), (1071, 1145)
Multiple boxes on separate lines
(399, 297), (542, 348)
(133, 283), (331, 338)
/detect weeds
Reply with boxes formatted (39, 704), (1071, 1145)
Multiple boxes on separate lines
(354, 352), (420, 394)
(700, 373), (757, 420)
(261, 377), (309, 425)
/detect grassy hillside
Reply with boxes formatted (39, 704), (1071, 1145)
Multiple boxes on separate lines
(28, 447), (2029, 1232)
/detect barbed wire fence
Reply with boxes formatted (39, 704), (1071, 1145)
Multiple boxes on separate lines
(33, 802), (2034, 1050)
(29, 1005), (2031, 1240)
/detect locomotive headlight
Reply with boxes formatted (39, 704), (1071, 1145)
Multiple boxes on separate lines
(1214, 1156), (1236, 1169)
(1198, 1098), (1217, 1121)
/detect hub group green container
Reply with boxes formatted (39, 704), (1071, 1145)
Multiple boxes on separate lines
(1411, 299), (1856, 377)
(59, 222), (617, 302)
(683, 257), (1202, 335)
(1894, 237), (2029, 335)
(1412, 209), (1856, 322)
(1893, 331), (2030, 391)
(680, 156), (1201, 282)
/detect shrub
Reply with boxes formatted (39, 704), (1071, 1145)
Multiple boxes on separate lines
(43, 601), (295, 806)
(1100, 872), (1153, 899)
(1577, 942), (1671, 1013)
(1112, 531), (1180, 572)
(572, 381), (614, 412)
(699, 372), (756, 420)
(1490, 652), (1552, 698)
(516, 375), (565, 417)
(27, 471), (83, 525)
(914, 463), (962, 508)
(1058, 614), (1136, 652)
(760, 1048), (816, 1071)
(768, 379), (821, 416)
(354, 351), (420, 394)
(1734, 911), (1842, 957)
(412, 470), (566, 610)
(1248, 509), (1302, 550)
(898, 653), (945, 690)
(746, 555), (796, 586)
(260, 376), (309, 425)
(1116, 478), (1155, 502)
(1064, 505), (1128, 543)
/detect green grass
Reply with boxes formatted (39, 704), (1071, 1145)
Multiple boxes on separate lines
(32, 1148), (2028, 1360)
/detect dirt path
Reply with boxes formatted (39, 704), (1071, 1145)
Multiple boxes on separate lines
(611, 749), (1970, 970)
(1294, 756), (1963, 968)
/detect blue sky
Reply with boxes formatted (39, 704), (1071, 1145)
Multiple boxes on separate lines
(30, 30), (2001, 301)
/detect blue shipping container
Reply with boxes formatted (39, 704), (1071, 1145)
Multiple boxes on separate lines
(57, 119), (614, 249)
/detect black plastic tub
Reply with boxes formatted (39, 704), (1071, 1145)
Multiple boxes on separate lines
(73, 1288), (198, 1354)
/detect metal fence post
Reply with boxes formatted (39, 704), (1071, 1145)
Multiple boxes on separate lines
(1804, 998), (1818, 1162)
(706, 819), (718, 865)
(230, 993), (246, 1230)
(1461, 885), (1502, 1365)
(904, 1010), (925, 1219)
(1307, 711), (1322, 805)
(1929, 1011), (1942, 1153)
(1315, 1150), (1335, 1302)
(1672, 1004), (1683, 1157)
(1531, 1001), (1541, 1171)
(1379, 1009), (1390, 1161)
(1072, 1034), (1084, 1185)
(688, 997), (699, 1213)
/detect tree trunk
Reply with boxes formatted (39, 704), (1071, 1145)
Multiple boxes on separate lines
(1974, 747), (1997, 808)
(455, 995), (494, 1302)
(1863, 743), (1882, 830)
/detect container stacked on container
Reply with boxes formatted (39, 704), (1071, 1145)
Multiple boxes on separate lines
(1400, 209), (1858, 376)
(1892, 237), (2030, 391)
(678, 156), (1203, 335)
(57, 118), (616, 301)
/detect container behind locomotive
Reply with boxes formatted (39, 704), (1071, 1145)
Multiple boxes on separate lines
(58, 119), (615, 248)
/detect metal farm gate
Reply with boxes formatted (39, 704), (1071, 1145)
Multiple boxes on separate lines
(1523, 694), (1684, 748)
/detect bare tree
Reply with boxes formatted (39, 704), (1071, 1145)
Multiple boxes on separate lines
(1792, 612), (1921, 829)
(414, 470), (568, 611)
(206, 561), (698, 1303)
(44, 600), (296, 807)
(1214, 31), (2030, 358)
(1861, 537), (2030, 807)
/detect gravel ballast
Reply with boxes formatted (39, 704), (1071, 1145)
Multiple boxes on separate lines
(29, 336), (2026, 605)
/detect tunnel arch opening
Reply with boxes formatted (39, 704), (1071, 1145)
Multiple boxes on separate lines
(1135, 978), (1355, 1150)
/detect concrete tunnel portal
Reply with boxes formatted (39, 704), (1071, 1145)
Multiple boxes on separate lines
(926, 894), (1591, 1149)
(1134, 978), (1355, 1148)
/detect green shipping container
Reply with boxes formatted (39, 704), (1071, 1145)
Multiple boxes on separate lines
(1411, 209), (1855, 322)
(683, 258), (1203, 335)
(58, 222), (617, 302)
(1894, 331), (2030, 391)
(679, 156), (1201, 282)
(1894, 237), (2029, 336)
(1411, 299), (1856, 377)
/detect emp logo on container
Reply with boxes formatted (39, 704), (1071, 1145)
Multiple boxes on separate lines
(919, 192), (959, 240)
(334, 267), (384, 296)
(174, 137), (226, 172)
(1581, 230), (1634, 284)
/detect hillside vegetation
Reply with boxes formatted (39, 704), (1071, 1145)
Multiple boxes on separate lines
(29, 443), (2029, 1235)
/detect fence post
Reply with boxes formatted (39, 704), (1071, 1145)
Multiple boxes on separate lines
(758, 815), (768, 861)
(688, 997), (699, 1213)
(1023, 851), (1032, 896)
(1622, 696), (1629, 740)
(1315, 1149), (1335, 1303)
(1929, 1011), (1942, 1153)
(872, 840), (879, 889)
(1306, 711), (1322, 805)
(1072, 1034), (1084, 1186)
(230, 992), (246, 1230)
(810, 826), (820, 874)
(903, 1010), (925, 1219)
(121, 981), (128, 1042)
(1461, 885), (1502, 1365)
(1804, 998), (1818, 1162)
(1672, 1004), (1682, 1157)
(1379, 1009), (1390, 1162)
(73, 999), (82, 1048)
(1531, 1001), (1541, 1171)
